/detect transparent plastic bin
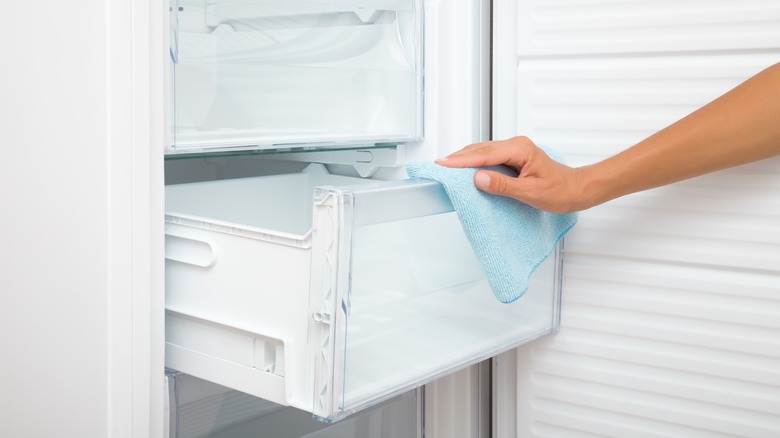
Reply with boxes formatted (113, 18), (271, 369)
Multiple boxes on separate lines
(164, 164), (562, 421)
(165, 370), (422, 438)
(169, 0), (424, 153)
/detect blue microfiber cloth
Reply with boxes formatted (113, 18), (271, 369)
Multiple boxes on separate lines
(406, 158), (577, 303)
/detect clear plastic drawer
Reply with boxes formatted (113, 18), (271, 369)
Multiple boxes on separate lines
(169, 0), (424, 153)
(164, 164), (562, 422)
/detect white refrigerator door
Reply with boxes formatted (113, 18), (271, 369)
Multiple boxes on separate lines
(493, 0), (780, 436)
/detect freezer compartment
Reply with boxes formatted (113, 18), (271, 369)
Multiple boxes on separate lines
(165, 370), (421, 438)
(164, 164), (562, 422)
(169, 0), (423, 153)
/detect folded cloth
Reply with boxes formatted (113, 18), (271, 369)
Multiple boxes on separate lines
(405, 159), (577, 303)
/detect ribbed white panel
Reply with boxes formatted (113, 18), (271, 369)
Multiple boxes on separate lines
(515, 54), (780, 272)
(516, 255), (780, 437)
(516, 0), (780, 56)
(497, 0), (780, 436)
(514, 54), (780, 166)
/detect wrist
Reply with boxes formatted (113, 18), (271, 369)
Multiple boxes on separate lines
(575, 162), (615, 210)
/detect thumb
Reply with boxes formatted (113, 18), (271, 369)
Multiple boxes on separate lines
(474, 170), (525, 200)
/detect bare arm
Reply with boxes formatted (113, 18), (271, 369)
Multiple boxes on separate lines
(437, 62), (780, 213)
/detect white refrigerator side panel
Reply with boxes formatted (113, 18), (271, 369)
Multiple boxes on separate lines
(0, 1), (164, 437)
(0, 2), (110, 437)
(494, 0), (780, 436)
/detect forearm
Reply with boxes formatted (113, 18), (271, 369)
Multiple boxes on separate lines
(580, 62), (780, 209)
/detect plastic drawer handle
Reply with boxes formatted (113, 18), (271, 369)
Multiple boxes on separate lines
(165, 235), (216, 268)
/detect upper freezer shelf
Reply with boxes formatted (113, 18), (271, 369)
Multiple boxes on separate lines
(169, 0), (424, 154)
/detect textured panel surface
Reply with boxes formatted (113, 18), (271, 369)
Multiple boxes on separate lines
(504, 1), (780, 436)
(515, 54), (780, 271)
(514, 54), (780, 166)
(516, 255), (780, 437)
(516, 0), (780, 56)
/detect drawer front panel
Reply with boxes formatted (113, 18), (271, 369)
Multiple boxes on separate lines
(308, 179), (562, 421)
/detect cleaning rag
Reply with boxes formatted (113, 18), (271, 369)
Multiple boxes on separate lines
(405, 159), (577, 303)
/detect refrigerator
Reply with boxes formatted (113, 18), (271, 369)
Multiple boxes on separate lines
(1, 0), (779, 437)
(162, 0), (543, 433)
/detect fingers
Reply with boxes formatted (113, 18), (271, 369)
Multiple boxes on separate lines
(435, 136), (536, 169)
(436, 141), (509, 168)
(430, 136), (582, 213)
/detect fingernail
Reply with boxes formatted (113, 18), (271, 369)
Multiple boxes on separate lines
(474, 172), (490, 189)
(434, 157), (448, 163)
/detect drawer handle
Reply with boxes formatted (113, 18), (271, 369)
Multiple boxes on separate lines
(165, 235), (216, 268)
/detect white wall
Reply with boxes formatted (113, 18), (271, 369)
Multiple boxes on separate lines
(0, 1), (163, 437)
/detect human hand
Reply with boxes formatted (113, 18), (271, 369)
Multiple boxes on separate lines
(435, 136), (588, 213)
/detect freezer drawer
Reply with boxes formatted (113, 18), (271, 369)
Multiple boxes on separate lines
(169, 0), (423, 153)
(165, 164), (562, 422)
(165, 370), (421, 438)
